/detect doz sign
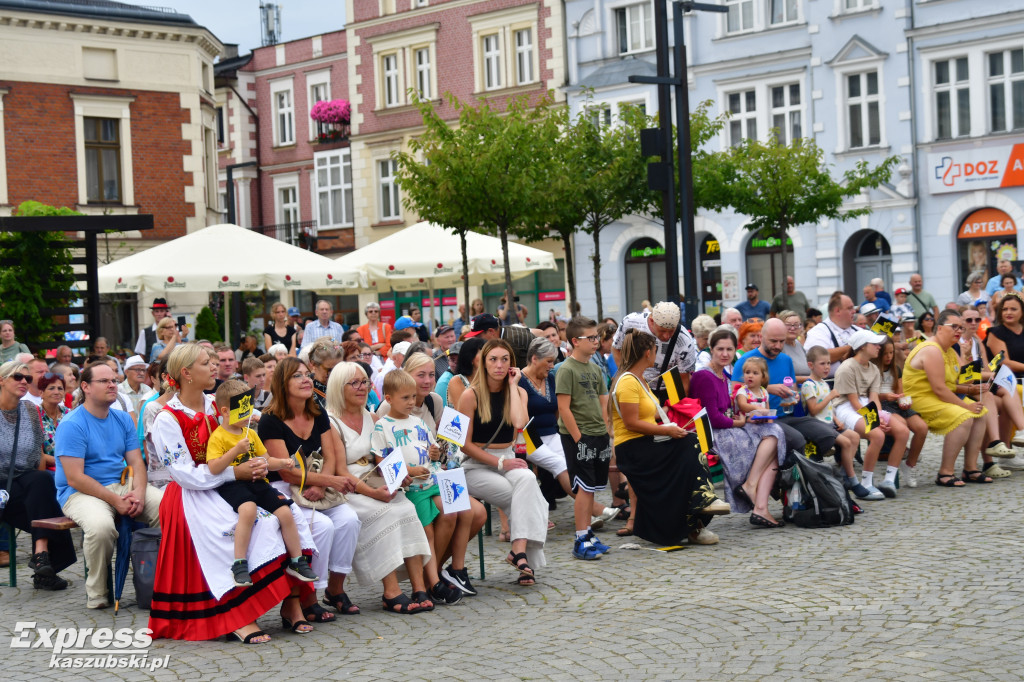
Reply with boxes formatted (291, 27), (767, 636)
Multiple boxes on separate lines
(928, 144), (1024, 194)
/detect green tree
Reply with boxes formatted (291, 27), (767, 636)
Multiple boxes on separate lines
(0, 201), (79, 350)
(194, 306), (223, 343)
(718, 136), (899, 310)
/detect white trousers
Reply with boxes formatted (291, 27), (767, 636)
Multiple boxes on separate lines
(526, 433), (568, 477)
(272, 481), (360, 589)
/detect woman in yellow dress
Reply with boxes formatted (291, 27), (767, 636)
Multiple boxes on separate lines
(903, 310), (990, 486)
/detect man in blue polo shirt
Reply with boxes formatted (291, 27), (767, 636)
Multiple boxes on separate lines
(55, 363), (162, 610)
(733, 318), (836, 458)
(736, 284), (770, 321)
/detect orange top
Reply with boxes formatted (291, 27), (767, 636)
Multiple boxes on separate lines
(356, 322), (393, 358)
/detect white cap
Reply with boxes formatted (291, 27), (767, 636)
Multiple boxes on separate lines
(123, 355), (148, 370)
(650, 301), (680, 329)
(859, 302), (882, 316)
(392, 341), (411, 357)
(849, 329), (887, 351)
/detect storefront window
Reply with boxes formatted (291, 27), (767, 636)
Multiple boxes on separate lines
(745, 229), (794, 302)
(956, 207), (1018, 288)
(624, 238), (667, 313)
(699, 236), (722, 316)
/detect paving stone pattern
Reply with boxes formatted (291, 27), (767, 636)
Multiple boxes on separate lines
(3, 433), (1023, 681)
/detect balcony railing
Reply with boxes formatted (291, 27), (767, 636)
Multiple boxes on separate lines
(251, 220), (318, 250)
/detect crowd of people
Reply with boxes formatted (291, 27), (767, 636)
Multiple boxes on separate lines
(2, 271), (1021, 643)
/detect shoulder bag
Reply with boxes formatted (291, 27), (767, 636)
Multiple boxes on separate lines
(289, 417), (346, 510)
(0, 404), (21, 509)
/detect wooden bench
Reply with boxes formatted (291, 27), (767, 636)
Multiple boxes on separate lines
(31, 516), (79, 531)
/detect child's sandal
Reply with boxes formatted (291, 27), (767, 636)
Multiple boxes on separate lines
(381, 593), (420, 614)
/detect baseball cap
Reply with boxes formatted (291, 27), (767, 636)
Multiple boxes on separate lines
(849, 329), (887, 350)
(464, 313), (500, 338)
(894, 287), (908, 295)
(650, 301), (680, 329)
(393, 316), (421, 331)
(745, 283), (758, 291)
(859, 302), (882, 316)
(448, 341), (464, 355)
(392, 341), (411, 356)
(435, 325), (454, 337)
(287, 306), (300, 317)
(124, 355), (148, 370)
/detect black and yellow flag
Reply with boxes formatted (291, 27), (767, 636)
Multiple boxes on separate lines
(958, 359), (982, 385)
(692, 407), (714, 454)
(228, 388), (257, 424)
(804, 442), (818, 458)
(857, 402), (880, 433)
(871, 314), (898, 337)
(522, 420), (543, 455)
(292, 446), (307, 492)
(661, 367), (685, 406)
(989, 351), (1004, 373)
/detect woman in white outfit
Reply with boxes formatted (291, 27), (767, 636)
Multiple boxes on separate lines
(324, 362), (436, 613)
(458, 339), (548, 585)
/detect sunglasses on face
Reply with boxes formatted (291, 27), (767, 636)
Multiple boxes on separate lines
(8, 373), (29, 382)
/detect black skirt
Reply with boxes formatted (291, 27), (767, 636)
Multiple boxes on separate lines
(2, 469), (76, 572)
(614, 433), (718, 545)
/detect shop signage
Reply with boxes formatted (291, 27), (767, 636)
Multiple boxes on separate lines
(538, 291), (566, 302)
(956, 208), (1016, 239)
(629, 245), (665, 259)
(928, 143), (1024, 195)
(749, 236), (792, 249)
(420, 297), (460, 307)
(703, 239), (720, 256)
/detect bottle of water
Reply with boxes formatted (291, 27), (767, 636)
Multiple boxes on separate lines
(782, 376), (795, 415)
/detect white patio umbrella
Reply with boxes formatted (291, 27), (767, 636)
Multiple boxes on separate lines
(334, 221), (557, 328)
(98, 223), (364, 294)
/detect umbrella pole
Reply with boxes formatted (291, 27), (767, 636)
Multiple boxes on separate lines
(428, 283), (435, 336)
(223, 295), (231, 344)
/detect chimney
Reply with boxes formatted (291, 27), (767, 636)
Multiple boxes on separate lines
(222, 43), (239, 60)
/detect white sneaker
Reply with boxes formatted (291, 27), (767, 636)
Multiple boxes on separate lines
(1012, 434), (1024, 447)
(899, 463), (918, 488)
(876, 479), (898, 498)
(688, 527), (719, 545)
(590, 507), (620, 530)
(984, 441), (1016, 458)
(1001, 455), (1024, 470)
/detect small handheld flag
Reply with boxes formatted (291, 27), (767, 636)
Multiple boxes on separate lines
(522, 419), (543, 455)
(958, 359), (982, 385)
(228, 388), (257, 425)
(989, 351), (1004, 373)
(661, 366), (685, 406)
(692, 407), (714, 454)
(857, 402), (880, 433)
(871, 314), (898, 337)
(291, 447), (307, 493)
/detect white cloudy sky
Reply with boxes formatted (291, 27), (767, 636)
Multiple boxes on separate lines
(158, 1), (347, 54)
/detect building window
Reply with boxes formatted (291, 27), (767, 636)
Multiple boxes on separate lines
(379, 158), (401, 221)
(934, 57), (970, 140)
(846, 70), (880, 148)
(725, 0), (754, 33)
(275, 88), (294, 145)
(616, 3), (654, 54)
(988, 48), (1024, 133)
(771, 83), (801, 144)
(316, 150), (353, 227)
(278, 185), (299, 226)
(382, 53), (400, 107)
(589, 104), (612, 129)
(769, 0), (798, 25)
(84, 117), (121, 203)
(843, 0), (874, 10)
(310, 80), (330, 138)
(216, 106), (226, 146)
(482, 34), (502, 90)
(515, 28), (534, 85)
(727, 90), (757, 146)
(415, 48), (432, 99)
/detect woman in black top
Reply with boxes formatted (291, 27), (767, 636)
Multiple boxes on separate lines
(264, 303), (297, 356)
(258, 357), (363, 620)
(458, 339), (547, 585)
(986, 292), (1024, 378)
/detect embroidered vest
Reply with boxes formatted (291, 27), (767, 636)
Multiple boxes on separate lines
(162, 403), (219, 465)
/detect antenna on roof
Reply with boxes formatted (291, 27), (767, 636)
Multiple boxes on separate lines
(260, 2), (282, 46)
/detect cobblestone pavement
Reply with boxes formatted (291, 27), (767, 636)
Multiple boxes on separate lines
(3, 433), (1024, 681)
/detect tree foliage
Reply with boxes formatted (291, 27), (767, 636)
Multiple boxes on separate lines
(194, 306), (223, 343)
(0, 201), (79, 349)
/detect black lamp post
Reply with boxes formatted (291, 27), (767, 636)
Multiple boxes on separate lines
(630, 1), (726, 325)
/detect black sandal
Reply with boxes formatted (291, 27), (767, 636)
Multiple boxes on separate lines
(322, 589), (360, 615)
(962, 469), (994, 484)
(505, 552), (535, 585)
(381, 593), (420, 614)
(750, 513), (783, 528)
(280, 597), (314, 633)
(935, 473), (965, 487)
(303, 601), (337, 623)
(226, 629), (271, 644)
(733, 485), (754, 507)
(410, 590), (434, 612)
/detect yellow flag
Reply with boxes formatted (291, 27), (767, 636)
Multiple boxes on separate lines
(857, 402), (880, 433)
(661, 367), (685, 406)
(228, 389), (256, 425)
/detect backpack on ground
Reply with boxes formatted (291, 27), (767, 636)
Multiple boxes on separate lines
(131, 526), (162, 609)
(781, 455), (855, 528)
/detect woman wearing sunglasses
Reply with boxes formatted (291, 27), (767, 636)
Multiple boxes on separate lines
(0, 361), (75, 590)
(916, 312), (936, 339)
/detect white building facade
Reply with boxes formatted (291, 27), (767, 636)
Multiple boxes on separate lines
(566, 0), (1024, 320)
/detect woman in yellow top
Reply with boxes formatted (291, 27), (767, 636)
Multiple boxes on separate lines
(903, 309), (990, 486)
(608, 329), (728, 546)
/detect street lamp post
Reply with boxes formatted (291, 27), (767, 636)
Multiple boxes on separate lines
(630, 1), (726, 324)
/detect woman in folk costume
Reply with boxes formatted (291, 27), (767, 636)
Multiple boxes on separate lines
(147, 344), (323, 644)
